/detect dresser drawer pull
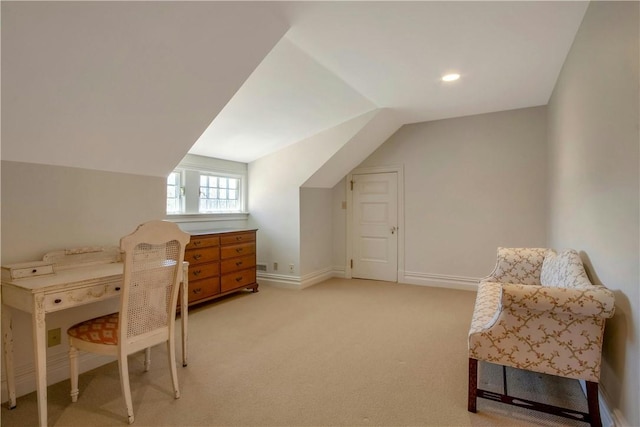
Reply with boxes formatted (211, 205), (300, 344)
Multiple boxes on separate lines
(236, 236), (243, 241)
(192, 254), (202, 260)
(115, 287), (121, 291)
(54, 298), (62, 304)
(235, 261), (243, 267)
(235, 248), (243, 253)
(235, 277), (243, 282)
(192, 288), (202, 294)
(32, 269), (38, 273)
(193, 269), (201, 276)
(193, 240), (202, 246)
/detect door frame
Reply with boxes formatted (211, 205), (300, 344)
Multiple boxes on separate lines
(346, 165), (404, 281)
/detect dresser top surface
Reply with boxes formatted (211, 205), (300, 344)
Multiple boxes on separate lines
(187, 228), (257, 236)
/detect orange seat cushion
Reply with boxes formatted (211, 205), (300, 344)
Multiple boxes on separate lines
(67, 312), (119, 345)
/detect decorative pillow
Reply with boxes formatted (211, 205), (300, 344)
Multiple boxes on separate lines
(488, 247), (548, 285)
(540, 249), (592, 289)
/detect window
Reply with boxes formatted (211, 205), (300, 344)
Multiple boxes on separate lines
(199, 174), (240, 213)
(166, 155), (247, 216)
(166, 171), (183, 214)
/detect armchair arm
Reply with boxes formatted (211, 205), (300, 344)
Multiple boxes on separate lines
(501, 283), (615, 318)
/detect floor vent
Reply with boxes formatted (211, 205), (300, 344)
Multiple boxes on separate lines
(256, 263), (267, 272)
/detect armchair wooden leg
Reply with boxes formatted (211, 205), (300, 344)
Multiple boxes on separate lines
(468, 358), (478, 413)
(586, 381), (602, 427)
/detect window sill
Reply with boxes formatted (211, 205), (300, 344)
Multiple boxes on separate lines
(166, 212), (249, 223)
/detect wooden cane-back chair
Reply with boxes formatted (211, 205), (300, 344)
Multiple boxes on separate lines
(67, 220), (190, 424)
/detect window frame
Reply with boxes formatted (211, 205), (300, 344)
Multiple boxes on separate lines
(165, 155), (248, 221)
(166, 169), (185, 215)
(197, 172), (243, 214)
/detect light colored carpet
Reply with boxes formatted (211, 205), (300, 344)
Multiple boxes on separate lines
(1, 278), (588, 426)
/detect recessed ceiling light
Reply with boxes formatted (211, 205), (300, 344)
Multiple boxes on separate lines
(442, 73), (460, 82)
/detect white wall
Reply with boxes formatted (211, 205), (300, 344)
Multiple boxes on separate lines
(248, 110), (384, 285)
(303, 109), (402, 188)
(300, 188), (333, 280)
(1, 161), (166, 263)
(342, 106), (548, 285)
(547, 2), (639, 425)
(332, 178), (348, 275)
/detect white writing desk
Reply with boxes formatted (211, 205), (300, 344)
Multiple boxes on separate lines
(1, 248), (189, 427)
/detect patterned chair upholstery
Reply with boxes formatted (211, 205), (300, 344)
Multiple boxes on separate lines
(468, 247), (615, 427)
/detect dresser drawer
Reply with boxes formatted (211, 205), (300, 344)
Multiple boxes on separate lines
(188, 262), (219, 282)
(185, 246), (219, 265)
(221, 268), (256, 293)
(220, 232), (255, 246)
(221, 255), (256, 275)
(188, 278), (220, 303)
(187, 235), (220, 250)
(44, 282), (122, 312)
(220, 242), (255, 260)
(2, 262), (55, 280)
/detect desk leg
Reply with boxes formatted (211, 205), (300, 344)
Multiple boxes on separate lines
(181, 264), (188, 367)
(32, 294), (48, 427)
(2, 305), (16, 409)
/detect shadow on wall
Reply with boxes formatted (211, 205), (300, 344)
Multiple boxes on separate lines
(580, 251), (631, 407)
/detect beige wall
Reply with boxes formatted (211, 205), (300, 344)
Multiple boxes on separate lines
(0, 160), (167, 399)
(348, 106), (548, 283)
(1, 161), (166, 263)
(547, 2), (640, 425)
(300, 188), (333, 277)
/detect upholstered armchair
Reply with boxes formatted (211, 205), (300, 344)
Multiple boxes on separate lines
(468, 247), (615, 427)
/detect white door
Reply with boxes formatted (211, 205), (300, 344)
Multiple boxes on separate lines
(351, 172), (398, 281)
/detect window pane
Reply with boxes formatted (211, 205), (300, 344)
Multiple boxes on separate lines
(166, 172), (182, 214)
(195, 173), (242, 213)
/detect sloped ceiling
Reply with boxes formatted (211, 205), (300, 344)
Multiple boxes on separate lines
(1, 1), (288, 176)
(2, 1), (589, 177)
(189, 37), (377, 163)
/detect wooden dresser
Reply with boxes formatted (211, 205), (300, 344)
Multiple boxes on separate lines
(184, 229), (258, 306)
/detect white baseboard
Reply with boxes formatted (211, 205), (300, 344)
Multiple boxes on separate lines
(1, 351), (114, 404)
(401, 271), (479, 291)
(257, 272), (304, 289)
(257, 266), (338, 290)
(300, 267), (334, 288)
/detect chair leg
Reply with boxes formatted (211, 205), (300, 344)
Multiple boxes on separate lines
(167, 339), (180, 399)
(144, 347), (151, 372)
(69, 345), (79, 403)
(586, 381), (602, 427)
(468, 358), (478, 413)
(118, 355), (135, 424)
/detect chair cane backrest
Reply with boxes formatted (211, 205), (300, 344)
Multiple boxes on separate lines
(119, 221), (190, 346)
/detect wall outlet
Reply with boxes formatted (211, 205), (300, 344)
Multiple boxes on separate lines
(47, 328), (61, 347)
(273, 262), (278, 271)
(289, 264), (294, 273)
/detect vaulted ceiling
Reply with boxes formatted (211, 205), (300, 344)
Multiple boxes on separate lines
(2, 2), (589, 175)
